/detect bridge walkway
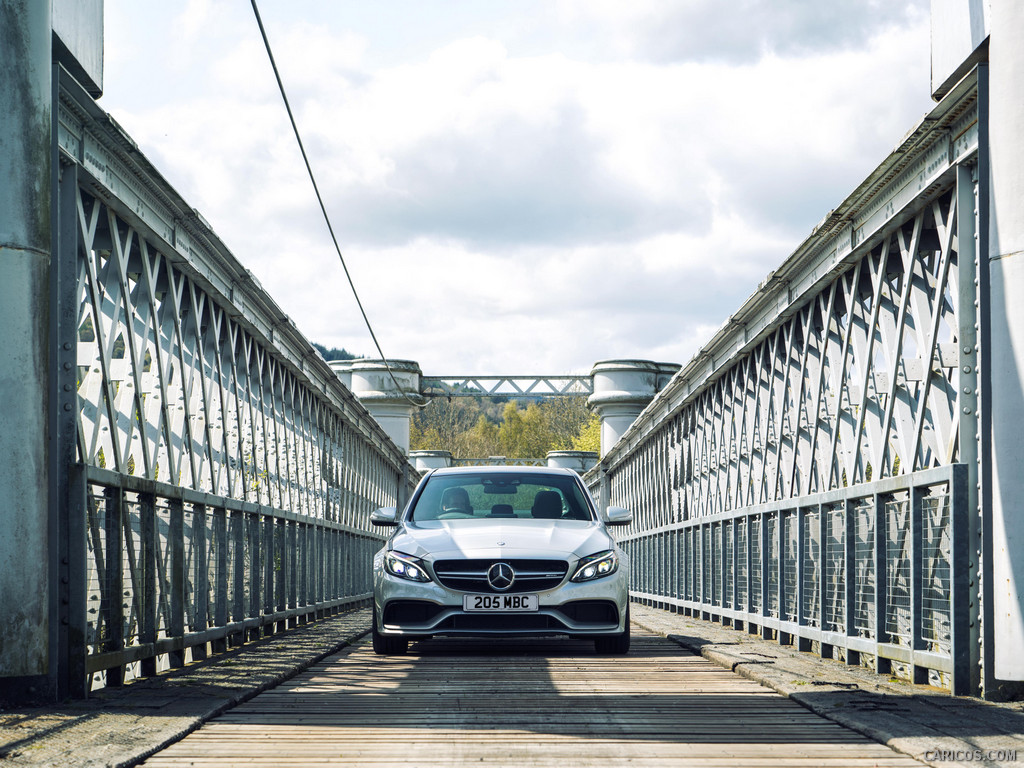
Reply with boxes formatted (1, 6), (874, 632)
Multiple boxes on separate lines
(3, 605), (1023, 767)
(140, 628), (918, 767)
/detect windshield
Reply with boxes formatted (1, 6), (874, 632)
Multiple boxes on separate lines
(408, 472), (595, 522)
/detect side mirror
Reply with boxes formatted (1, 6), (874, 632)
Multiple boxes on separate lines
(604, 506), (632, 526)
(370, 506), (399, 526)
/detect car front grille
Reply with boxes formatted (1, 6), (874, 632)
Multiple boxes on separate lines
(383, 600), (445, 627)
(432, 558), (569, 593)
(553, 600), (619, 626)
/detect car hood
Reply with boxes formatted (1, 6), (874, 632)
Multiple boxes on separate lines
(390, 520), (613, 562)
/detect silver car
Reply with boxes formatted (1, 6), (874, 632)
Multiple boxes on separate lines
(370, 466), (632, 655)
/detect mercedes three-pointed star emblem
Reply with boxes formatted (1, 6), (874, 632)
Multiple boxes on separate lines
(487, 562), (515, 591)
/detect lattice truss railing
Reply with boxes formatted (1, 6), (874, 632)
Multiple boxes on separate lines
(608, 187), (963, 524)
(586, 77), (979, 692)
(70, 182), (412, 687)
(73, 188), (398, 527)
(616, 466), (968, 691)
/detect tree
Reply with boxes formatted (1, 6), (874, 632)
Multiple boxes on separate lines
(313, 342), (358, 362)
(463, 414), (500, 457)
(570, 412), (601, 453)
(497, 402), (554, 458)
(410, 395), (597, 460)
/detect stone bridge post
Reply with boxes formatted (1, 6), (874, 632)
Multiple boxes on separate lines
(588, 360), (679, 456)
(987, 0), (1024, 684)
(0, 0), (52, 701)
(331, 359), (424, 455)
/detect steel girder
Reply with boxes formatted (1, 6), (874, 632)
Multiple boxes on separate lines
(587, 73), (981, 693)
(421, 375), (594, 398)
(54, 70), (416, 693)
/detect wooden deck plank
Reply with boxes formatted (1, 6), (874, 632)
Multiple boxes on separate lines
(140, 632), (921, 767)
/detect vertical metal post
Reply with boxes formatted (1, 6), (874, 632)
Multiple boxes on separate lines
(956, 159), (984, 695)
(721, 523), (729, 618)
(276, 518), (286, 632)
(910, 484), (925, 683)
(53, 153), (87, 699)
(674, 527), (682, 609)
(104, 487), (125, 687)
(262, 513), (273, 634)
(951, 464), (972, 694)
(731, 519), (739, 615)
(761, 513), (771, 640)
(316, 523), (325, 613)
(698, 524), (706, 615)
(299, 522), (308, 619)
(328, 528), (338, 604)
(193, 504), (209, 661)
(776, 513), (786, 645)
(819, 504), (830, 658)
(212, 507), (228, 653)
(0, 0), (53, 703)
(599, 469), (610, 518)
(168, 499), (185, 668)
(874, 493), (890, 674)
(744, 515), (752, 628)
(797, 508), (809, 651)
(288, 519), (298, 627)
(230, 510), (244, 646)
(140, 494), (157, 677)
(975, 64), (998, 697)
(845, 499), (860, 666)
(248, 512), (261, 640)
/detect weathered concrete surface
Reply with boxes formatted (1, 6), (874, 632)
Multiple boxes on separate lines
(0, 0), (53, 686)
(988, 0), (1024, 683)
(632, 604), (1024, 768)
(0, 608), (370, 768)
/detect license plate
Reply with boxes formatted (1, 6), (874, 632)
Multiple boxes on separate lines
(463, 594), (539, 612)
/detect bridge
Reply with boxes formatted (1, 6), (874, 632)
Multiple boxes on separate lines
(2, 0), (1024, 761)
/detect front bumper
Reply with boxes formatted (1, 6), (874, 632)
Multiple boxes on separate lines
(373, 564), (629, 638)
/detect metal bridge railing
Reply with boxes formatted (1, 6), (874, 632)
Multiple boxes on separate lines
(586, 71), (980, 694)
(54, 69), (417, 694)
(617, 466), (968, 691)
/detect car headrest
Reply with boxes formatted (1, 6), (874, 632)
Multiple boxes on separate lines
(531, 491), (562, 519)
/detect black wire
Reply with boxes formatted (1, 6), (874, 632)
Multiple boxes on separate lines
(249, 0), (425, 409)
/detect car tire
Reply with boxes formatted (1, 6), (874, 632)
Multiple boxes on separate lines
(372, 606), (408, 655)
(594, 603), (630, 655)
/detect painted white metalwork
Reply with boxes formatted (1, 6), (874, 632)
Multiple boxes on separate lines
(421, 375), (593, 398)
(450, 457), (547, 467)
(54, 71), (417, 693)
(587, 71), (980, 694)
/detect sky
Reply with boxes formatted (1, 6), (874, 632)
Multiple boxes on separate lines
(101, 0), (935, 376)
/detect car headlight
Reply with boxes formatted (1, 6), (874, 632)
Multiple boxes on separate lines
(571, 550), (618, 582)
(384, 551), (432, 583)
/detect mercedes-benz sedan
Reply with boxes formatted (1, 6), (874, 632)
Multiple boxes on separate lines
(370, 466), (632, 655)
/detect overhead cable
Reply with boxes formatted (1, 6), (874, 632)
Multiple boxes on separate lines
(249, 0), (426, 409)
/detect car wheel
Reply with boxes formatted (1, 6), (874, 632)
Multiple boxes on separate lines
(594, 603), (630, 655)
(372, 606), (408, 656)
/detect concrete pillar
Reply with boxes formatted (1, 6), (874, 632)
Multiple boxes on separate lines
(0, 0), (52, 696)
(342, 359), (424, 454)
(546, 450), (599, 474)
(409, 450), (453, 472)
(987, 0), (1024, 682)
(328, 359), (355, 390)
(588, 360), (679, 456)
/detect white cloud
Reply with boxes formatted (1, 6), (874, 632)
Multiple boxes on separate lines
(101, 1), (934, 375)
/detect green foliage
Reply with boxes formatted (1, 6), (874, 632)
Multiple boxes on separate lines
(570, 412), (601, 453)
(312, 342), (359, 362)
(411, 395), (597, 460)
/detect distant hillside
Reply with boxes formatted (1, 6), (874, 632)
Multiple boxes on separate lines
(313, 343), (359, 362)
